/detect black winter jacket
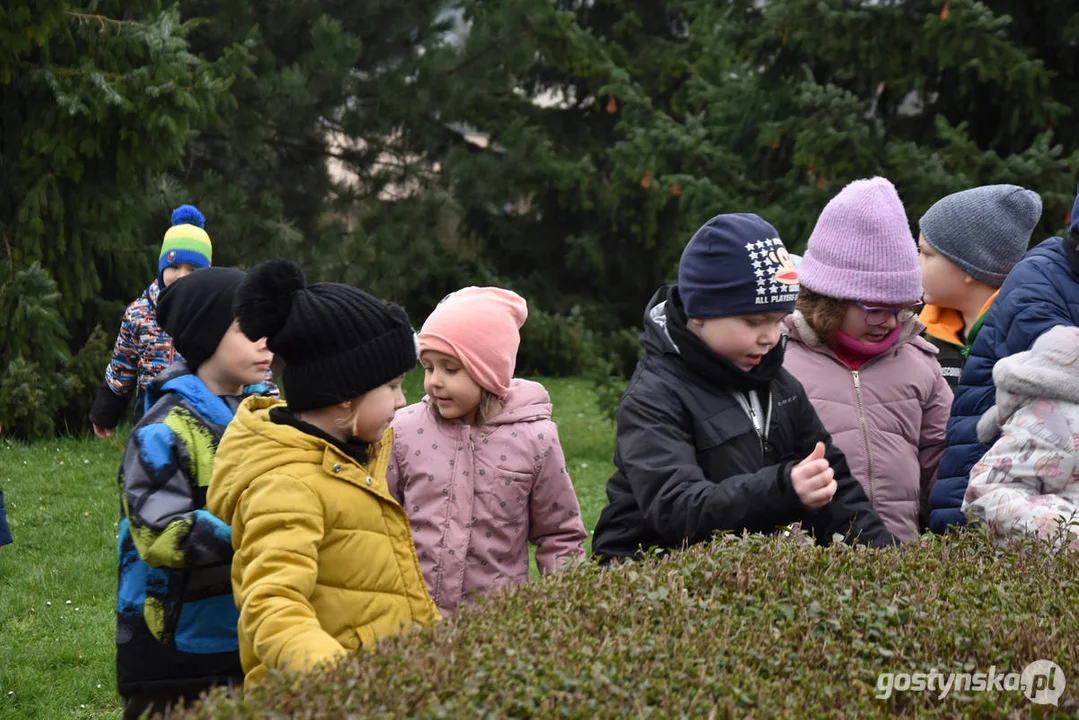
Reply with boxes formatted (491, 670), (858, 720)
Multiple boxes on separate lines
(592, 287), (898, 561)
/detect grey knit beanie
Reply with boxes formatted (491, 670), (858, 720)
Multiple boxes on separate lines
(918, 184), (1042, 288)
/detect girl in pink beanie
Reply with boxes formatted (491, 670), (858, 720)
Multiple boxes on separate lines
(386, 287), (587, 615)
(783, 177), (953, 542)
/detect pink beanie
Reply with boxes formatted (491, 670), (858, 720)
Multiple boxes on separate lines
(417, 287), (528, 398)
(799, 177), (923, 304)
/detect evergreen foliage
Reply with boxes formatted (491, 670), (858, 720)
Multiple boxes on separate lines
(4, 0), (1079, 437)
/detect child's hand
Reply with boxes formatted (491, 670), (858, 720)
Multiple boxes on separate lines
(93, 424), (114, 439)
(790, 442), (837, 510)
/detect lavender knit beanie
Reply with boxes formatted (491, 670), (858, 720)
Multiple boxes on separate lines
(799, 177), (923, 305)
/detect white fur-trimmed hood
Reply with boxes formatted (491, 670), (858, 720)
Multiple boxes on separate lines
(977, 325), (1079, 442)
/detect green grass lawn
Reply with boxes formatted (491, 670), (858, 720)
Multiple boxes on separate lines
(0, 375), (616, 719)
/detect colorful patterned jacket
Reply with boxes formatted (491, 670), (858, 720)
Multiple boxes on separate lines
(91, 281), (278, 429)
(115, 361), (266, 696)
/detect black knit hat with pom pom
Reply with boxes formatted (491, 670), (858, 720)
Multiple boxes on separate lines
(234, 259), (417, 412)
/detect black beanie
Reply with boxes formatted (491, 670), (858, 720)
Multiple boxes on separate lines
(233, 260), (417, 412)
(157, 267), (246, 370)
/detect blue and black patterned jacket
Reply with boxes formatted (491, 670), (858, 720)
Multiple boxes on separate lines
(115, 361), (267, 695)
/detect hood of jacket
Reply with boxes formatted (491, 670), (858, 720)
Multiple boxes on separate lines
(640, 285), (786, 392)
(143, 279), (163, 309)
(640, 286), (680, 359)
(421, 378), (553, 427)
(143, 360), (238, 427)
(978, 325), (1079, 442)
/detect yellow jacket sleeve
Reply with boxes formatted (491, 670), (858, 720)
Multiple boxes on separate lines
(235, 473), (346, 673)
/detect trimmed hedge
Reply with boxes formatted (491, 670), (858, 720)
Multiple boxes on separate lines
(178, 531), (1078, 718)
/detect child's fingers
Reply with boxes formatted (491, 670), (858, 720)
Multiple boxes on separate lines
(795, 459), (831, 478)
(794, 462), (832, 483)
(804, 481), (837, 509)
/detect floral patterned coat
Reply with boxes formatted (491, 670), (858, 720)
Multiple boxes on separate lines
(963, 325), (1079, 548)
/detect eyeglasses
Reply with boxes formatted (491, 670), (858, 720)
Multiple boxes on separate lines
(855, 302), (924, 326)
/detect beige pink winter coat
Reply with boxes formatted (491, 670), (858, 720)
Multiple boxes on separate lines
(387, 379), (587, 616)
(783, 313), (953, 541)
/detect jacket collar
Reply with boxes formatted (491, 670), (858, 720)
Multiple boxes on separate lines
(919, 291), (998, 349)
(144, 279), (163, 309)
(269, 406), (369, 466)
(145, 360), (237, 427)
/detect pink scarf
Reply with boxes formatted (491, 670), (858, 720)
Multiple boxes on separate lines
(832, 326), (901, 370)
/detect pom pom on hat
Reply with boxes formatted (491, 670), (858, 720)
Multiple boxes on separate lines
(171, 204), (206, 229)
(234, 259), (417, 412)
(234, 259), (308, 343)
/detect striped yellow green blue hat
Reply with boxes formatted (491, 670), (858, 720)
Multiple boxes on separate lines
(159, 205), (212, 275)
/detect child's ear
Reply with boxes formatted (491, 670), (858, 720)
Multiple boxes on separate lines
(963, 275), (975, 285)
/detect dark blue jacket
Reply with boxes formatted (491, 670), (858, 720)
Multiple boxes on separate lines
(930, 235), (1079, 532)
(0, 488), (11, 547)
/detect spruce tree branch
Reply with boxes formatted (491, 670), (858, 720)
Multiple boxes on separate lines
(66, 12), (133, 30)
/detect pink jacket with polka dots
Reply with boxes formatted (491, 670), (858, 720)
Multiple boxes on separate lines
(387, 379), (587, 616)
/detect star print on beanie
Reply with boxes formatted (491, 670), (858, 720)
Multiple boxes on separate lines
(677, 213), (800, 319)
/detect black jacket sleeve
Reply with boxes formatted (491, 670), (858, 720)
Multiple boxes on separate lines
(615, 389), (807, 548)
(89, 381), (131, 430)
(796, 394), (899, 547)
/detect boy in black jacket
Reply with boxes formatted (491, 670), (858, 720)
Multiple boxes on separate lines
(592, 213), (898, 562)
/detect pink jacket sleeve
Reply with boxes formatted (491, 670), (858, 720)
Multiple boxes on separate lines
(528, 422), (587, 573)
(918, 365), (953, 494)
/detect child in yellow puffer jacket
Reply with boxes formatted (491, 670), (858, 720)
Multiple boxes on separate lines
(208, 260), (438, 688)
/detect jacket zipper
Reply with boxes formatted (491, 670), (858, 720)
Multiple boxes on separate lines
(735, 392), (772, 460)
(850, 370), (874, 504)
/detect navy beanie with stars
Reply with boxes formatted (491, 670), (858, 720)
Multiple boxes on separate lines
(677, 213), (800, 319)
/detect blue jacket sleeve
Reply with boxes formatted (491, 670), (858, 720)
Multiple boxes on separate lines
(0, 488), (12, 547)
